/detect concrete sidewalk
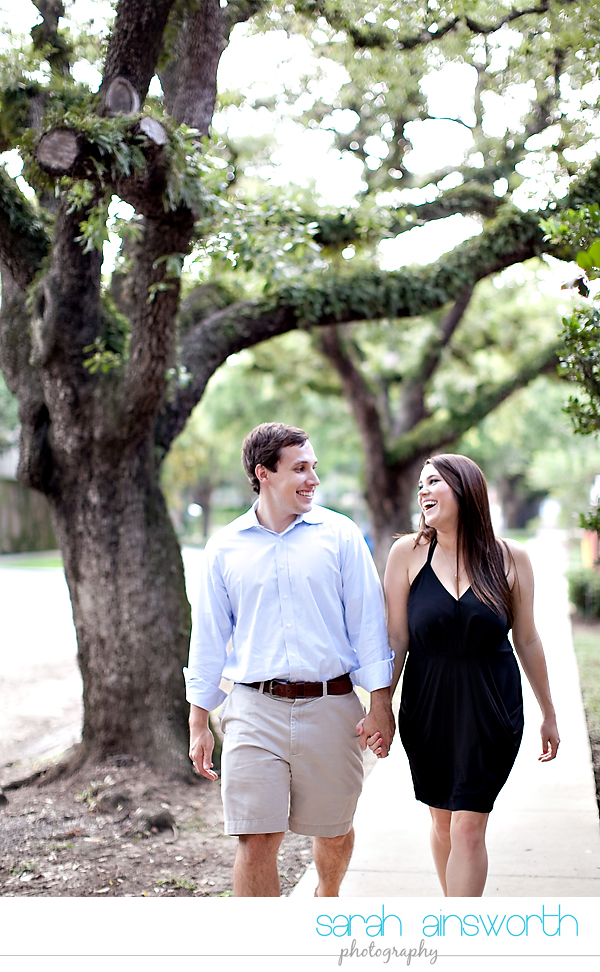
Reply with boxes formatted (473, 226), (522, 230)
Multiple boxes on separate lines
(292, 529), (600, 897)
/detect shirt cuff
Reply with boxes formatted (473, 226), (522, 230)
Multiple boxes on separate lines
(350, 655), (394, 693)
(184, 668), (227, 711)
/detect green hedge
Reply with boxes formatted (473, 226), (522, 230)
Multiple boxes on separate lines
(567, 568), (600, 618)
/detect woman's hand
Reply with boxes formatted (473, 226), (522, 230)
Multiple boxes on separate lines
(538, 715), (560, 761)
(357, 719), (386, 757)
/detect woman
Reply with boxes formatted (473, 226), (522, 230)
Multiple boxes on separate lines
(370, 454), (559, 897)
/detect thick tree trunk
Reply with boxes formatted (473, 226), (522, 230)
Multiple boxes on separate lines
(47, 436), (191, 775)
(497, 474), (546, 530)
(364, 455), (424, 578)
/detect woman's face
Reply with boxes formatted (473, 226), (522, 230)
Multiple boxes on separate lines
(417, 462), (459, 530)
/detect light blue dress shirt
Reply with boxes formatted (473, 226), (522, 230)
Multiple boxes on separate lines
(184, 504), (394, 711)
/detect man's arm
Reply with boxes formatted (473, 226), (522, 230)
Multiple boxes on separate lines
(185, 544), (233, 779)
(189, 704), (219, 781)
(185, 544), (233, 710)
(340, 519), (395, 755)
(360, 537), (414, 757)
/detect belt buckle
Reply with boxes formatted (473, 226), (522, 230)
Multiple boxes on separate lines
(267, 679), (284, 697)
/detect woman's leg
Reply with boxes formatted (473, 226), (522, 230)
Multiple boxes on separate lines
(445, 810), (489, 897)
(429, 807), (452, 895)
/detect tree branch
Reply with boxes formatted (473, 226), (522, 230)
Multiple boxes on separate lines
(155, 207), (543, 453)
(391, 187), (502, 231)
(99, 0), (177, 111)
(31, 1), (71, 75)
(0, 167), (50, 290)
(322, 1), (563, 52)
(318, 324), (388, 467)
(160, 1), (267, 134)
(394, 286), (474, 436)
(387, 344), (560, 465)
(155, 154), (600, 454)
(167, 0), (229, 135)
(120, 207), (195, 439)
(31, 197), (103, 376)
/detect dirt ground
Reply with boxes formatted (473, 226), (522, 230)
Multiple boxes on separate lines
(0, 757), (313, 897)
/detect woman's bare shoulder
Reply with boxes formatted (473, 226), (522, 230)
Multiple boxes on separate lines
(498, 536), (534, 585)
(387, 533), (430, 578)
(498, 536), (531, 563)
(388, 533), (421, 558)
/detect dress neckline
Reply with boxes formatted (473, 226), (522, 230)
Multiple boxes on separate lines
(427, 536), (472, 602)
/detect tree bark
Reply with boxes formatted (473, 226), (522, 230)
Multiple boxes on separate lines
(47, 437), (191, 773)
(364, 455), (424, 577)
(497, 474), (547, 530)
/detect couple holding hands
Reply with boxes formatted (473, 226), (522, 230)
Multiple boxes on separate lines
(186, 422), (559, 897)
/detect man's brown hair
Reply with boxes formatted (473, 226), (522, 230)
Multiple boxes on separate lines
(242, 423), (309, 494)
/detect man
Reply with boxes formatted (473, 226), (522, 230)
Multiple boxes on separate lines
(185, 422), (394, 897)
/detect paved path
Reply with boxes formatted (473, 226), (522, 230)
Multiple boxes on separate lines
(0, 555), (81, 780)
(293, 529), (600, 897)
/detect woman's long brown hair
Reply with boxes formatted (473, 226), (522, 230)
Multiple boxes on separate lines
(415, 454), (515, 625)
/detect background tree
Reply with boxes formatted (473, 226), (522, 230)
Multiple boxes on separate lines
(0, 371), (18, 455)
(460, 373), (600, 527)
(161, 328), (363, 536)
(2, 0), (600, 771)
(314, 266), (561, 568)
(539, 206), (600, 537)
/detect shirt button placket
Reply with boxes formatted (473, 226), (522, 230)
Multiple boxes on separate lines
(276, 540), (298, 678)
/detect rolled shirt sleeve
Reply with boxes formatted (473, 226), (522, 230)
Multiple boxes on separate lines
(340, 522), (394, 692)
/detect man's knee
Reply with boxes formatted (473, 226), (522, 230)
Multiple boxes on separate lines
(318, 830), (353, 846)
(238, 831), (285, 859)
(313, 828), (354, 855)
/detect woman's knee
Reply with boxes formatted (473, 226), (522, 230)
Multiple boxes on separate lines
(450, 812), (488, 854)
(429, 808), (451, 841)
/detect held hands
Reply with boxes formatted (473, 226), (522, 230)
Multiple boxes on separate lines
(189, 725), (219, 781)
(356, 702), (395, 759)
(356, 722), (386, 757)
(538, 715), (560, 762)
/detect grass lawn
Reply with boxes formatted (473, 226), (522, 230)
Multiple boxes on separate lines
(571, 617), (600, 810)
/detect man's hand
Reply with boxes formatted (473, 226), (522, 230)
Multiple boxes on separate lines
(189, 705), (219, 781)
(357, 689), (395, 758)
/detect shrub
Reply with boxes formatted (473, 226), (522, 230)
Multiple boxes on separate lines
(567, 568), (600, 618)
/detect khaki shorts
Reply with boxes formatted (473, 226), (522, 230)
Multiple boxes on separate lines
(219, 682), (365, 837)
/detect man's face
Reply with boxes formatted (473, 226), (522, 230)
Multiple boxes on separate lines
(258, 441), (320, 517)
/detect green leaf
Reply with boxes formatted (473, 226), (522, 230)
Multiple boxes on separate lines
(577, 251), (594, 271)
(588, 241), (600, 267)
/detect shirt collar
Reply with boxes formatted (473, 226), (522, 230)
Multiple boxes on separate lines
(234, 502), (326, 533)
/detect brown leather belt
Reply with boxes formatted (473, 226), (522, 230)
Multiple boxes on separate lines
(244, 673), (352, 699)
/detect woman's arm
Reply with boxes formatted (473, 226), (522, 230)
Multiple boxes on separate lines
(505, 538), (560, 761)
(385, 537), (414, 697)
(363, 537), (414, 757)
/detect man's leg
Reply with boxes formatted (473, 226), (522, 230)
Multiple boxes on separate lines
(233, 831), (285, 897)
(313, 827), (355, 897)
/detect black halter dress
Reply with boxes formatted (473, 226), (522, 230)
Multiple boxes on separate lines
(399, 537), (524, 813)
